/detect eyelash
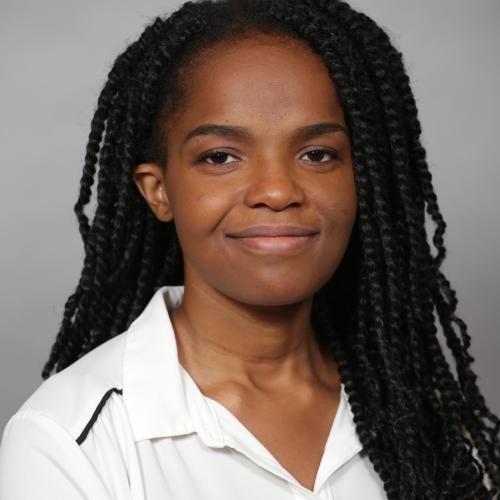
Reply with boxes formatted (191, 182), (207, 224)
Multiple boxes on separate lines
(196, 148), (340, 167)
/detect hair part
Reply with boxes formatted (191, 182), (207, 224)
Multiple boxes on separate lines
(43, 1), (500, 498)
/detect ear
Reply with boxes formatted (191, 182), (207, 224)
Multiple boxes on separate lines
(133, 163), (173, 222)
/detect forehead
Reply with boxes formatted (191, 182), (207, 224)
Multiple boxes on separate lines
(172, 35), (345, 131)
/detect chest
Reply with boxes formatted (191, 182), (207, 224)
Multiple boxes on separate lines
(211, 389), (340, 492)
(79, 383), (388, 499)
(134, 432), (389, 500)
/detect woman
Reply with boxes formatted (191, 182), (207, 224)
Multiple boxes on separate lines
(0, 0), (498, 498)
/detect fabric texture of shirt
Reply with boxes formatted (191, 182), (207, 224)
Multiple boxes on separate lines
(0, 285), (388, 499)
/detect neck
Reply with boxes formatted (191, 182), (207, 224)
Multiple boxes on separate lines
(169, 281), (339, 396)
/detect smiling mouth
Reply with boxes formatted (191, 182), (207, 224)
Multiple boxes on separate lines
(226, 234), (319, 253)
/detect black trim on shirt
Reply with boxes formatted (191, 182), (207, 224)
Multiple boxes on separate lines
(76, 387), (123, 445)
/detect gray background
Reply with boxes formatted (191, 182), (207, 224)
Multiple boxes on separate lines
(1, 0), (499, 432)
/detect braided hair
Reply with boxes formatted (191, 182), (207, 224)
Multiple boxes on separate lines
(42, 0), (500, 498)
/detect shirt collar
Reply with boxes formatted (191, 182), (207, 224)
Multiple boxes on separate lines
(122, 285), (363, 474)
(123, 285), (224, 445)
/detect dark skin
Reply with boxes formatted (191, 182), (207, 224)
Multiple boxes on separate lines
(133, 34), (357, 492)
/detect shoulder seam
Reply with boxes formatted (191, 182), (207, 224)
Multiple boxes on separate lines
(76, 387), (123, 445)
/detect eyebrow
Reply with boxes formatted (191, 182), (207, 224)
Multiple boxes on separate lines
(182, 121), (348, 144)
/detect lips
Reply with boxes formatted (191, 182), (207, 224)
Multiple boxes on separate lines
(225, 225), (320, 254)
(228, 234), (318, 253)
(226, 225), (319, 238)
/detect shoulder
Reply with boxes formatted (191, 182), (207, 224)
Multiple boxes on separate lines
(15, 331), (127, 441)
(0, 333), (131, 498)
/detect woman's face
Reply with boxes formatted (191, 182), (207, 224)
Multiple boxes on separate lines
(134, 34), (358, 307)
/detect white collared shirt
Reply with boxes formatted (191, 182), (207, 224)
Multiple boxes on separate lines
(0, 286), (387, 499)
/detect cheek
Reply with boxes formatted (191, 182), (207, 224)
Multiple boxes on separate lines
(170, 181), (231, 248)
(319, 172), (358, 235)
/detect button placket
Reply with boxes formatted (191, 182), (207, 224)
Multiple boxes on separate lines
(287, 483), (312, 500)
(287, 482), (332, 500)
(325, 483), (334, 500)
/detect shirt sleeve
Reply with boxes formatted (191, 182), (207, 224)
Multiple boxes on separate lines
(0, 409), (114, 500)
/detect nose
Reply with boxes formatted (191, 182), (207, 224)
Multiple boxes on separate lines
(243, 155), (306, 211)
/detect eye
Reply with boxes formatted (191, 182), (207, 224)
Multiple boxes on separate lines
(197, 150), (239, 166)
(301, 148), (340, 163)
(196, 148), (340, 167)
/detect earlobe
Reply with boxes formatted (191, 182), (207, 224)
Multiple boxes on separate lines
(132, 163), (173, 222)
